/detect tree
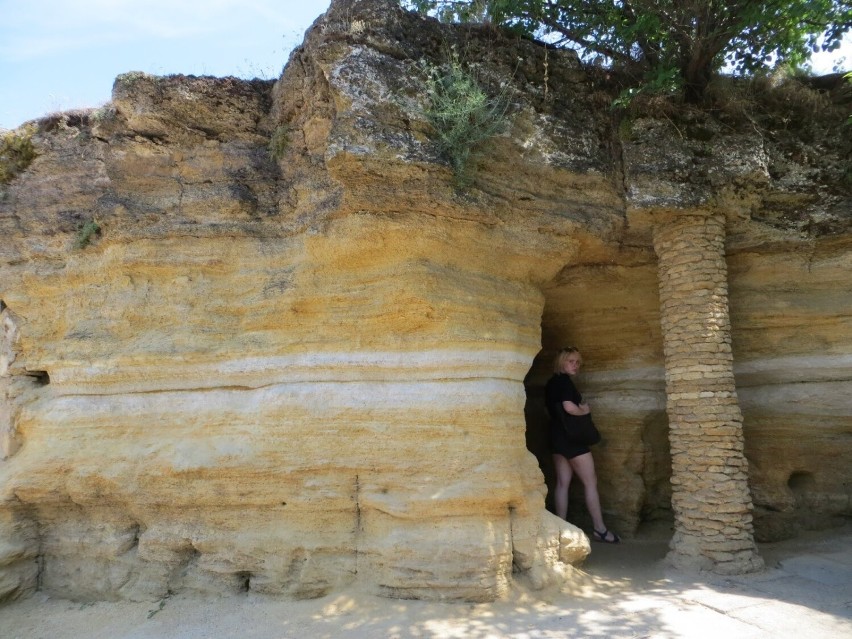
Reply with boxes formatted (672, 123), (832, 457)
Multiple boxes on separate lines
(404, 1), (852, 102)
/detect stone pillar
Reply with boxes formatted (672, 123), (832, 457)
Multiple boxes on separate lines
(653, 213), (763, 574)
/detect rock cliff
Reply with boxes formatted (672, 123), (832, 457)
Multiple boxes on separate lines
(1, 0), (850, 602)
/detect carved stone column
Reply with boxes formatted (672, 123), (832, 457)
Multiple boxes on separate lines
(653, 212), (763, 574)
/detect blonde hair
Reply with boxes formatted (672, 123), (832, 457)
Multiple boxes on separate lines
(553, 347), (581, 374)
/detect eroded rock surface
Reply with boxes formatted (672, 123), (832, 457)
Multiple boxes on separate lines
(1, 0), (850, 601)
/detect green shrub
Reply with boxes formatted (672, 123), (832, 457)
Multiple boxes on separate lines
(420, 50), (512, 188)
(268, 125), (290, 160)
(92, 106), (118, 124)
(612, 66), (683, 111)
(0, 126), (37, 184)
(74, 219), (101, 249)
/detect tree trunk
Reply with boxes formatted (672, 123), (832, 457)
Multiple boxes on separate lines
(682, 52), (715, 103)
(653, 213), (763, 575)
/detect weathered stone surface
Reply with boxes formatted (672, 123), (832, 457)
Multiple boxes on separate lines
(729, 243), (852, 541)
(1, 0), (850, 603)
(653, 213), (762, 573)
(1, 0), (612, 603)
(526, 72), (850, 549)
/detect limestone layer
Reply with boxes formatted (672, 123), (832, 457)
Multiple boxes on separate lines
(0, 0), (611, 602)
(2, 0), (851, 603)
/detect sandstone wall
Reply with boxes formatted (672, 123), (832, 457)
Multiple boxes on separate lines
(1, 0), (850, 603)
(0, 0), (616, 602)
(729, 241), (852, 540)
(524, 106), (851, 544)
(524, 234), (852, 544)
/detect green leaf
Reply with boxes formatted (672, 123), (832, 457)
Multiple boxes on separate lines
(401, 0), (852, 101)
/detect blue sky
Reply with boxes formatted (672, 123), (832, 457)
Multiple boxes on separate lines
(1, 0), (849, 131)
(0, 0), (332, 130)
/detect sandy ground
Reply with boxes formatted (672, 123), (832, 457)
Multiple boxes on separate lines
(2, 523), (851, 639)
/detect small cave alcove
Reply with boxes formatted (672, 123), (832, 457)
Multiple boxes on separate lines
(523, 259), (672, 537)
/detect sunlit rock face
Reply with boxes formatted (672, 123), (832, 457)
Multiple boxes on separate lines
(1, 0), (850, 602)
(0, 0), (614, 603)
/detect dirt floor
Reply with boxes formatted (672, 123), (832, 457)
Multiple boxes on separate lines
(2, 522), (851, 638)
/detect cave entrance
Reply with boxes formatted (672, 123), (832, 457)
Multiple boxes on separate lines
(522, 259), (672, 537)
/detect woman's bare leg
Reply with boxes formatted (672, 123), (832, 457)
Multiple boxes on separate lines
(552, 454), (573, 520)
(568, 452), (613, 538)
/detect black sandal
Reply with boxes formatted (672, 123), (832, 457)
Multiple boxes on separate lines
(592, 528), (620, 544)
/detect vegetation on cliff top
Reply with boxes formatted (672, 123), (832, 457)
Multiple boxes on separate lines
(420, 49), (512, 188)
(0, 126), (37, 184)
(404, 1), (852, 103)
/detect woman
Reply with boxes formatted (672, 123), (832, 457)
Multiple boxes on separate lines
(545, 347), (620, 543)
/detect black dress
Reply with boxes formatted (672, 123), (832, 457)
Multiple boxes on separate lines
(544, 373), (591, 460)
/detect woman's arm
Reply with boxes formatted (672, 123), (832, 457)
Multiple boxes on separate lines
(562, 400), (591, 416)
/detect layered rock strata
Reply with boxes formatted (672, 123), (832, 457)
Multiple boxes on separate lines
(1, 0), (850, 604)
(0, 0), (610, 603)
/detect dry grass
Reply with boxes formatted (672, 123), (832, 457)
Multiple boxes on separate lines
(704, 72), (844, 130)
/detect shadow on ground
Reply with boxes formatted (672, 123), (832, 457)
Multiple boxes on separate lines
(2, 522), (851, 639)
